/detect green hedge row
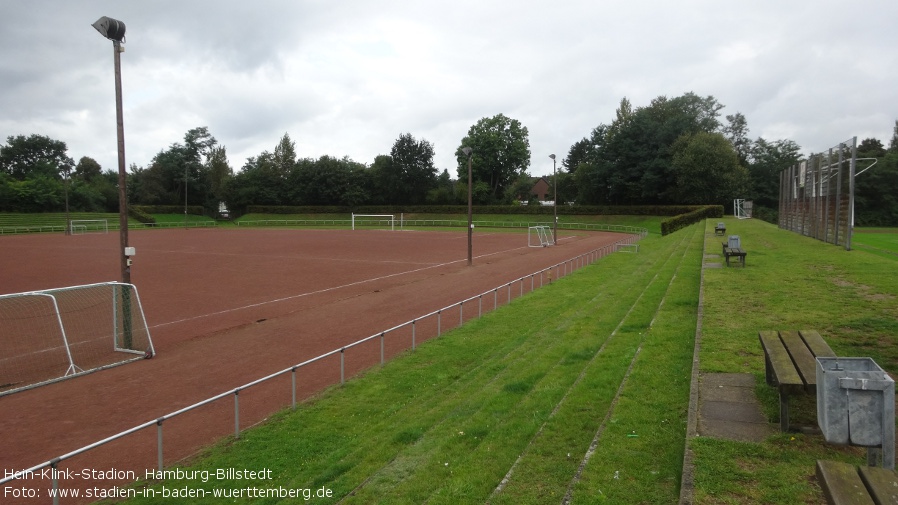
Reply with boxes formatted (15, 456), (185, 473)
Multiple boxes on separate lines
(660, 205), (723, 235)
(128, 207), (156, 225)
(133, 205), (205, 216)
(245, 204), (710, 217)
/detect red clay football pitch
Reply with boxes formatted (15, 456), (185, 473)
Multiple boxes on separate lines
(0, 226), (628, 501)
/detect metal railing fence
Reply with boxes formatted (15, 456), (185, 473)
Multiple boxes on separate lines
(0, 228), (646, 504)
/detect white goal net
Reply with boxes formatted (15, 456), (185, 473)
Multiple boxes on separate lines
(528, 225), (553, 247)
(351, 214), (395, 230)
(70, 219), (109, 234)
(0, 282), (155, 396)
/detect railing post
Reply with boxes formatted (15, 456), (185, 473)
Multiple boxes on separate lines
(340, 348), (345, 384)
(234, 389), (240, 439)
(380, 332), (385, 365)
(494, 289), (498, 309)
(412, 319), (416, 350)
(51, 458), (60, 505)
(460, 301), (464, 326)
(291, 366), (297, 410)
(531, 274), (534, 292)
(157, 418), (164, 472)
(438, 310), (441, 336)
(479, 295), (482, 318)
(507, 283), (511, 304)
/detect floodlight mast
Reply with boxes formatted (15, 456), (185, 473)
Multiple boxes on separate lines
(462, 147), (473, 266)
(549, 154), (557, 245)
(93, 16), (130, 284)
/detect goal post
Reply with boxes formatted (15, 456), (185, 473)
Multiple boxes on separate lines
(351, 214), (395, 230)
(69, 219), (109, 234)
(0, 282), (155, 396)
(528, 225), (553, 247)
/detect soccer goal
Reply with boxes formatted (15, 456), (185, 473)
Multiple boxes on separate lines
(0, 282), (155, 396)
(70, 219), (109, 234)
(528, 225), (554, 247)
(733, 199), (752, 219)
(351, 214), (395, 230)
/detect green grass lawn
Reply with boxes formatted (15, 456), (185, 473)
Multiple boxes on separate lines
(692, 217), (898, 504)
(852, 227), (898, 259)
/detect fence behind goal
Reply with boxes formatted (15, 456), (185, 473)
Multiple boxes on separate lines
(0, 282), (154, 396)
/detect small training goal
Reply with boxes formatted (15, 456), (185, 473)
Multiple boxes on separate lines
(351, 214), (396, 230)
(0, 282), (155, 396)
(528, 225), (554, 247)
(70, 219), (109, 234)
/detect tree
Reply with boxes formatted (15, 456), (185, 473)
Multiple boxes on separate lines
(572, 92), (725, 204)
(389, 133), (437, 204)
(456, 114), (531, 202)
(0, 134), (74, 181)
(723, 112), (751, 166)
(858, 138), (886, 159)
(669, 132), (749, 204)
(747, 138), (801, 210)
(272, 133), (297, 179)
(74, 156), (102, 182)
(889, 120), (898, 154)
(206, 145), (232, 209)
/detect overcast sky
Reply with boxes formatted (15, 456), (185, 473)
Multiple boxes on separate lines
(2, 1), (896, 178)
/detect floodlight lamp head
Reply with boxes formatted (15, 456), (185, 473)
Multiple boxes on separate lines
(92, 16), (126, 43)
(549, 154), (556, 160)
(461, 147), (472, 157)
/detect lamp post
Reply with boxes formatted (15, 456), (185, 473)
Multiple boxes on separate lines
(92, 16), (130, 285)
(462, 147), (473, 266)
(549, 154), (557, 245)
(63, 165), (71, 235)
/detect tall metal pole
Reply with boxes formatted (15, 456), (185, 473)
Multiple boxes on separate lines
(549, 154), (557, 245)
(113, 40), (130, 285)
(463, 147), (473, 266)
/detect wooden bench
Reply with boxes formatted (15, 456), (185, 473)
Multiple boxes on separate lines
(759, 330), (836, 431)
(721, 242), (747, 267)
(714, 222), (726, 236)
(816, 460), (898, 505)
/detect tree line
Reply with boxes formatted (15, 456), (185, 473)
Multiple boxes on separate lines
(3, 92), (897, 225)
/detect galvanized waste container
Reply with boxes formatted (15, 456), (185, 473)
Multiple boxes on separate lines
(816, 357), (895, 468)
(727, 235), (741, 249)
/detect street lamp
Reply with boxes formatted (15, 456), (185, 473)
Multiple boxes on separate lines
(63, 165), (71, 235)
(462, 147), (473, 266)
(92, 16), (130, 284)
(549, 154), (557, 245)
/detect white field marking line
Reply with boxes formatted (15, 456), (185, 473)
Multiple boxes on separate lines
(561, 228), (695, 505)
(149, 242), (541, 330)
(491, 234), (678, 500)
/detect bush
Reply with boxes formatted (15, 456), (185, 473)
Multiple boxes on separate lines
(660, 205), (723, 235)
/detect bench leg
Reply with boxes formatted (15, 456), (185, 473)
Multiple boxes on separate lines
(779, 392), (790, 432)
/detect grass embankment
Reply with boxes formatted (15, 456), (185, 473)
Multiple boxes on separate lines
(852, 228), (898, 260)
(111, 222), (702, 504)
(692, 217), (898, 504)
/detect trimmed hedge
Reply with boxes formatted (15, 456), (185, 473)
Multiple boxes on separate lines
(660, 205), (723, 235)
(128, 207), (156, 225)
(133, 205), (205, 216)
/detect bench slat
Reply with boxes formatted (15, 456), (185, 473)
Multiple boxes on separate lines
(817, 460), (875, 505)
(780, 330), (819, 391)
(858, 465), (898, 505)
(759, 331), (804, 394)
(800, 329), (837, 359)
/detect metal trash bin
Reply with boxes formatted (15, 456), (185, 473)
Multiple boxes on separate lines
(816, 357), (895, 468)
(727, 235), (741, 249)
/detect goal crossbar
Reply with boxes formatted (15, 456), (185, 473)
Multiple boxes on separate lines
(351, 214), (395, 231)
